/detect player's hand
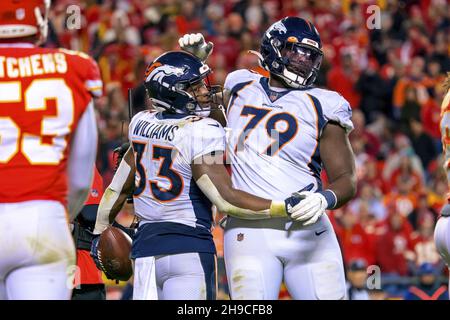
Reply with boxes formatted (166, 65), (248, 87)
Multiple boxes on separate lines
(287, 191), (328, 226)
(178, 33), (213, 61)
(285, 184), (335, 226)
(90, 235), (115, 280)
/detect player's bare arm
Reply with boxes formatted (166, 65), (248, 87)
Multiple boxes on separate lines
(320, 122), (357, 207)
(192, 151), (288, 219)
(286, 122), (357, 226)
(93, 147), (135, 234)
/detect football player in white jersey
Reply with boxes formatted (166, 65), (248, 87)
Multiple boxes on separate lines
(434, 73), (450, 296)
(180, 16), (357, 300)
(91, 51), (310, 300)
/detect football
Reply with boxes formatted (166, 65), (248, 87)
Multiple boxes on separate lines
(97, 226), (133, 281)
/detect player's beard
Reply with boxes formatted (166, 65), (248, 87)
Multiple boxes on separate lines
(286, 59), (313, 80)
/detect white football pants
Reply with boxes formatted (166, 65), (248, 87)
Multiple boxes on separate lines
(0, 200), (76, 300)
(224, 215), (346, 300)
(434, 215), (450, 296)
(133, 252), (217, 300)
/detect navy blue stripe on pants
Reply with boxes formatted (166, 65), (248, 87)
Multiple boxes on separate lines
(199, 252), (217, 300)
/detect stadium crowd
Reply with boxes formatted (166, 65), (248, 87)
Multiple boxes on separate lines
(47, 0), (449, 299)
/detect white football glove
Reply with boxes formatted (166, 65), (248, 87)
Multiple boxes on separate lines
(178, 33), (214, 61)
(287, 191), (329, 226)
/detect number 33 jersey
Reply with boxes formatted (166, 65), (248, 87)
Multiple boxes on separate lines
(128, 111), (225, 231)
(0, 45), (102, 205)
(225, 69), (354, 199)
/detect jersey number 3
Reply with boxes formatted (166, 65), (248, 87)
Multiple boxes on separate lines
(133, 142), (183, 202)
(0, 79), (74, 165)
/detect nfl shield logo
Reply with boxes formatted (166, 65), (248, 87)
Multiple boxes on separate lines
(16, 9), (25, 21)
(91, 189), (99, 197)
(237, 233), (244, 241)
(269, 92), (278, 102)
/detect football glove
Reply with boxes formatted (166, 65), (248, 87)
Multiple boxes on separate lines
(113, 142), (130, 173)
(285, 184), (337, 226)
(178, 33), (213, 62)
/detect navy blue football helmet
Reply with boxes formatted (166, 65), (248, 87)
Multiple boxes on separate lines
(260, 17), (323, 89)
(144, 51), (218, 115)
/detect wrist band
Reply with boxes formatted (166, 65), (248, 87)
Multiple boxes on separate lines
(318, 189), (337, 209)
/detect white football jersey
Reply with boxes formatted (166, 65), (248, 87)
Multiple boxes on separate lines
(225, 69), (354, 200)
(128, 111), (225, 230)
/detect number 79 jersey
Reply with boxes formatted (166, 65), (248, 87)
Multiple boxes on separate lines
(0, 46), (102, 205)
(225, 69), (354, 200)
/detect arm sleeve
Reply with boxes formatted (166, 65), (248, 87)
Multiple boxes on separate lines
(67, 100), (98, 220)
(84, 57), (103, 98)
(324, 93), (354, 134)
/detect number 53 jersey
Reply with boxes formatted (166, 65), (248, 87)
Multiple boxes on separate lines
(0, 45), (102, 205)
(225, 69), (354, 199)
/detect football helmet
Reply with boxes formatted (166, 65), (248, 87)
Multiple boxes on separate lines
(144, 51), (220, 116)
(260, 16), (323, 89)
(0, 0), (50, 45)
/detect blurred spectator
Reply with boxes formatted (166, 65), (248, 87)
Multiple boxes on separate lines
(355, 58), (389, 123)
(375, 205), (415, 277)
(346, 259), (370, 300)
(410, 211), (441, 267)
(335, 206), (376, 266)
(327, 53), (361, 109)
(350, 109), (381, 158)
(422, 83), (446, 153)
(408, 192), (438, 230)
(375, 204), (415, 296)
(349, 183), (386, 222)
(399, 86), (421, 135)
(408, 117), (438, 172)
(404, 263), (448, 300)
(382, 134), (424, 186)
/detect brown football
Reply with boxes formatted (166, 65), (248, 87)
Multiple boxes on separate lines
(97, 226), (133, 281)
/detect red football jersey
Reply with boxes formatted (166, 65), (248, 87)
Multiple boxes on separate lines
(0, 44), (102, 205)
(85, 167), (104, 206)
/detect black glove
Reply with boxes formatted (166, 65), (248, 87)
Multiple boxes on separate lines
(113, 142), (130, 172)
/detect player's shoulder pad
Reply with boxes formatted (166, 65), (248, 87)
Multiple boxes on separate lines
(224, 69), (261, 94)
(129, 110), (151, 130)
(308, 87), (354, 133)
(58, 48), (103, 97)
(57, 48), (93, 62)
(184, 116), (224, 131)
(184, 116), (225, 141)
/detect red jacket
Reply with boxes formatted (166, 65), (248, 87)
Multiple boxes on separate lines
(375, 219), (414, 275)
(75, 167), (104, 286)
(336, 223), (376, 266)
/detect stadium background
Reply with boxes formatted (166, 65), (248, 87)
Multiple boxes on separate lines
(48, 0), (449, 299)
